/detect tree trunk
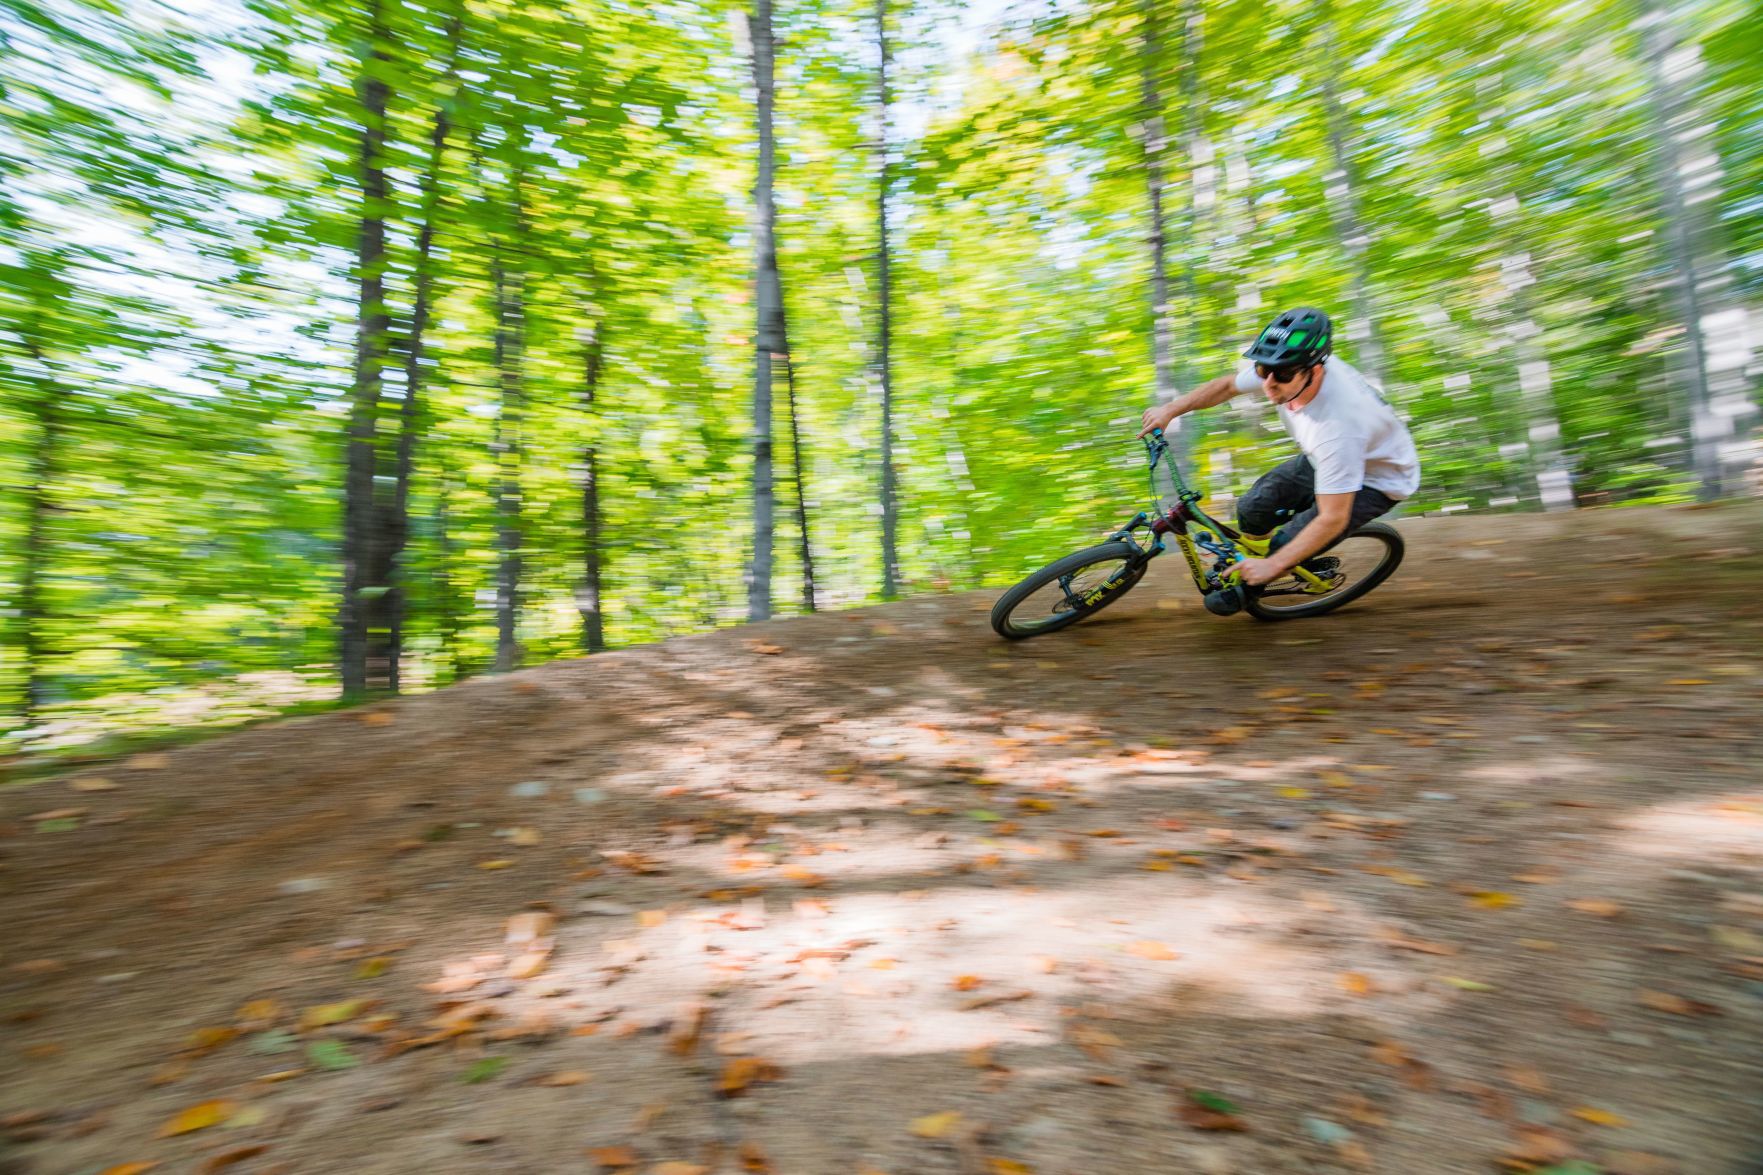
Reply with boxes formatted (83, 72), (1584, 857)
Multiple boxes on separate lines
(386, 1), (464, 691)
(341, 0), (394, 702)
(875, 0), (899, 600)
(434, 463), (463, 681)
(15, 358), (62, 727)
(778, 297), (816, 613)
(1314, 1), (1390, 389)
(1168, 0), (1206, 465)
(748, 0), (781, 621)
(577, 315), (607, 653)
(491, 155), (528, 673)
(1139, 0), (1177, 409)
(1639, 0), (1732, 501)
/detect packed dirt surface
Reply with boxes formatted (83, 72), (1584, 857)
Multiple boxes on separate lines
(3, 503), (1763, 1175)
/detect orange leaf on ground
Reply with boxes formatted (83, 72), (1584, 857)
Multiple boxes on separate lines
(739, 1141), (775, 1173)
(1340, 972), (1374, 996)
(537, 1070), (591, 1086)
(1500, 1126), (1576, 1168)
(235, 999), (281, 1029)
(505, 911), (555, 946)
(156, 1099), (238, 1137)
(1571, 1106), (1628, 1127)
(506, 950), (551, 980)
(1566, 898), (1624, 917)
(586, 1146), (640, 1169)
(669, 1001), (707, 1057)
(1126, 941), (1180, 961)
(197, 1145), (269, 1173)
(651, 1164), (710, 1175)
(98, 1167), (160, 1175)
(1468, 890), (1518, 909)
(959, 989), (1033, 1011)
(952, 975), (983, 991)
(718, 1057), (782, 1096)
(1504, 1065), (1550, 1094)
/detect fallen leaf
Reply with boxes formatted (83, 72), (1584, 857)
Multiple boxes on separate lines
(1469, 891), (1518, 909)
(236, 999), (282, 1029)
(669, 1001), (707, 1057)
(1126, 941), (1180, 961)
(987, 1160), (1034, 1174)
(586, 1145), (640, 1169)
(747, 641), (783, 655)
(910, 1110), (963, 1139)
(355, 956), (393, 979)
(1443, 976), (1495, 992)
(1711, 925), (1763, 952)
(306, 1040), (357, 1071)
(1500, 1126), (1576, 1168)
(157, 1099), (239, 1138)
(718, 1057), (782, 1096)
(1565, 898), (1624, 918)
(1179, 1089), (1247, 1132)
(300, 1000), (367, 1031)
(651, 1164), (710, 1175)
(478, 859), (515, 870)
(1638, 989), (1720, 1016)
(952, 975), (984, 991)
(506, 950), (551, 980)
(1570, 1105), (1628, 1127)
(185, 1026), (240, 1055)
(98, 1166), (160, 1175)
(1340, 972), (1374, 996)
(128, 753), (169, 769)
(1504, 1064), (1550, 1094)
(505, 911), (555, 946)
(738, 1141), (775, 1173)
(71, 778), (118, 792)
(198, 1145), (269, 1173)
(461, 1056), (509, 1084)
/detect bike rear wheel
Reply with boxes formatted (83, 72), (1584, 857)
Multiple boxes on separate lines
(991, 541), (1147, 640)
(1245, 521), (1404, 621)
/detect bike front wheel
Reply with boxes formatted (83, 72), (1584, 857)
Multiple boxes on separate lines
(991, 541), (1147, 640)
(1244, 521), (1405, 621)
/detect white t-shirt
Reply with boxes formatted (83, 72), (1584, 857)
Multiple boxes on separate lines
(1234, 356), (1420, 499)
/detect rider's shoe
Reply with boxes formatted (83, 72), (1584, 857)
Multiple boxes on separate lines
(1300, 555), (1341, 576)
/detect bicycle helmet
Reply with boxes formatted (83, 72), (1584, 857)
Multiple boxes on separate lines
(1243, 307), (1333, 369)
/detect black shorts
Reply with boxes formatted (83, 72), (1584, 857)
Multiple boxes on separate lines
(1235, 455), (1397, 554)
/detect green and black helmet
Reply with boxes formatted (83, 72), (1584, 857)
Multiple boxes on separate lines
(1243, 307), (1333, 369)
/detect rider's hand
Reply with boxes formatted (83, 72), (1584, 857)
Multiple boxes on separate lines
(1232, 557), (1282, 586)
(1139, 403), (1177, 437)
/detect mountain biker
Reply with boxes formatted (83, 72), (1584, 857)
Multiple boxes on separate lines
(1138, 307), (1419, 589)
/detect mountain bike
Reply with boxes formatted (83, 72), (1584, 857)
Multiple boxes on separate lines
(990, 427), (1405, 639)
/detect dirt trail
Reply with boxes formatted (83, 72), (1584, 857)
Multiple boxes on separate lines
(3, 503), (1762, 1175)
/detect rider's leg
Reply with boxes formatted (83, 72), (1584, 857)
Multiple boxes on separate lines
(1269, 487), (1399, 569)
(1234, 456), (1316, 540)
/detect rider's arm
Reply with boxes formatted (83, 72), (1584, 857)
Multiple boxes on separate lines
(1140, 372), (1245, 434)
(1264, 492), (1353, 574)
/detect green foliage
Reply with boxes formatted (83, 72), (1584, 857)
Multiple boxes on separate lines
(0, 0), (1757, 744)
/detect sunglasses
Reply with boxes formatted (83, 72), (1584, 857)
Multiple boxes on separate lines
(1255, 362), (1305, 384)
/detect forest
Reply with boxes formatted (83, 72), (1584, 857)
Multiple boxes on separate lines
(2, 0), (1759, 750)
